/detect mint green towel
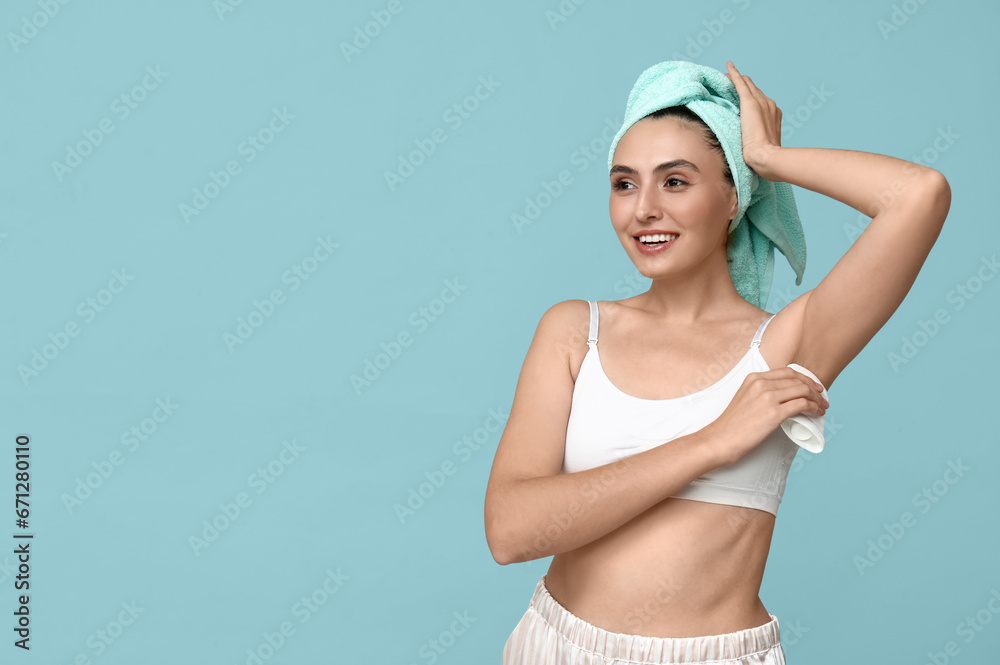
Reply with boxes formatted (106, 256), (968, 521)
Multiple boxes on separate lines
(607, 61), (806, 309)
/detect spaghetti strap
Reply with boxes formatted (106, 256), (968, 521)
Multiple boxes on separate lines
(587, 301), (599, 347)
(750, 314), (776, 349)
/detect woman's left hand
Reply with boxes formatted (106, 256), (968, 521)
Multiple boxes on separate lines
(724, 61), (784, 180)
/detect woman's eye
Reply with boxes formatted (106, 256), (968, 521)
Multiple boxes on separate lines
(611, 178), (685, 190)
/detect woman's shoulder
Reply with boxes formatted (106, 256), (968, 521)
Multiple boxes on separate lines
(524, 300), (593, 371)
(533, 299), (592, 343)
(540, 299), (592, 322)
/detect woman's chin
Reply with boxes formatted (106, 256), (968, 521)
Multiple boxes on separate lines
(630, 263), (670, 281)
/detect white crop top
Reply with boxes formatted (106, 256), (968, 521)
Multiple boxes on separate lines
(563, 301), (824, 516)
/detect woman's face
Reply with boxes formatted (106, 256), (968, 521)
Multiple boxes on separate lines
(609, 116), (738, 279)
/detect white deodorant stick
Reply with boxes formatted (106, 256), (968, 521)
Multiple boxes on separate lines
(780, 363), (828, 453)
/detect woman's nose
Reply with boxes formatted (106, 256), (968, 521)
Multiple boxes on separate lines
(635, 186), (661, 220)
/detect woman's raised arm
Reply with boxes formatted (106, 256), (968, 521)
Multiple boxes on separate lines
(726, 61), (952, 389)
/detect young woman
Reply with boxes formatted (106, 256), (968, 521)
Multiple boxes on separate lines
(484, 60), (951, 664)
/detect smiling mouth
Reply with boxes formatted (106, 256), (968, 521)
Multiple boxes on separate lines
(632, 232), (679, 255)
(636, 233), (679, 246)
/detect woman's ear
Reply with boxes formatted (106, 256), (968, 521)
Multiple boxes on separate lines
(715, 180), (740, 224)
(727, 186), (739, 223)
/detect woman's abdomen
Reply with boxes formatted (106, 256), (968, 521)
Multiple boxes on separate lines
(543, 497), (777, 638)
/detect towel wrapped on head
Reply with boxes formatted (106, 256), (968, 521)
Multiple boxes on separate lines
(607, 60), (807, 310)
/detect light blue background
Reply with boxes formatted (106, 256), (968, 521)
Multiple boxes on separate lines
(1, 0), (997, 663)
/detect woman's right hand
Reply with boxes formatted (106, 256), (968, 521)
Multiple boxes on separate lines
(704, 367), (829, 465)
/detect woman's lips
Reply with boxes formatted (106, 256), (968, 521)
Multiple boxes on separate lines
(634, 235), (678, 255)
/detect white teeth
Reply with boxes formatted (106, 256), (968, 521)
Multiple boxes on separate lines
(638, 233), (678, 243)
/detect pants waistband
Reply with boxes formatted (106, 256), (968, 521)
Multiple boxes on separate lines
(529, 575), (782, 663)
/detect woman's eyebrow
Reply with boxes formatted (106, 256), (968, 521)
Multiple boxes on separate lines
(610, 160), (701, 177)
